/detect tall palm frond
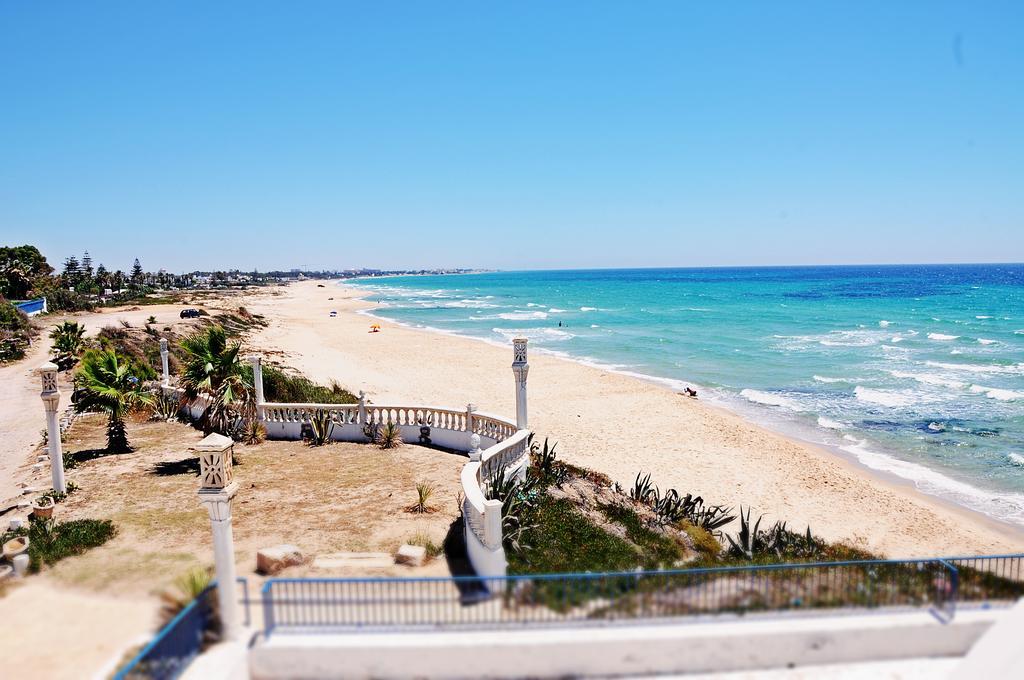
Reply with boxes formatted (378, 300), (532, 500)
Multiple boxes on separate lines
(178, 326), (253, 435)
(49, 321), (87, 370)
(74, 349), (152, 452)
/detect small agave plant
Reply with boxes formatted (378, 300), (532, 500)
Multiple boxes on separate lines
(306, 409), (335, 446)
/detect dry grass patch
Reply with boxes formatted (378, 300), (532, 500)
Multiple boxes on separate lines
(52, 418), (465, 596)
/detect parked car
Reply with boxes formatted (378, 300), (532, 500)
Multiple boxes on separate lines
(179, 308), (202, 319)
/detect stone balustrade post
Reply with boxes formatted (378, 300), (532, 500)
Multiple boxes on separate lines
(159, 338), (170, 387)
(196, 433), (241, 641)
(465, 403), (477, 450)
(38, 362), (67, 494)
(483, 498), (504, 551)
(357, 391), (367, 425)
(512, 338), (529, 430)
(247, 355), (265, 420)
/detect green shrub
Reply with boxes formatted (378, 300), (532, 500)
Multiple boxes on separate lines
(1, 518), (117, 572)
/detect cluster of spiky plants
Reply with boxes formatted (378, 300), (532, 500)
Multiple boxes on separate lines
(408, 482), (434, 513)
(485, 464), (541, 554)
(725, 507), (824, 560)
(629, 471), (735, 532)
(305, 408), (335, 446)
(529, 435), (568, 486)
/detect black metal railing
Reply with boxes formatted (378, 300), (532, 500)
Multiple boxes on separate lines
(260, 554), (1024, 635)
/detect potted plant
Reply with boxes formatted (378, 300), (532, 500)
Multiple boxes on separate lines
(32, 496), (55, 519)
(2, 535), (29, 561)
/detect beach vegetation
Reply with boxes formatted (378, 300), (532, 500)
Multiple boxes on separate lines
(159, 567), (215, 630)
(252, 364), (357, 404)
(1, 517), (117, 573)
(406, 533), (443, 559)
(179, 325), (254, 435)
(629, 472), (657, 504)
(724, 507), (826, 561)
(408, 482), (435, 513)
(37, 482), (80, 506)
(49, 320), (87, 369)
(305, 409), (335, 446)
(150, 392), (181, 422)
(378, 421), (403, 449)
(73, 348), (153, 452)
(0, 296), (34, 363)
(240, 419), (267, 445)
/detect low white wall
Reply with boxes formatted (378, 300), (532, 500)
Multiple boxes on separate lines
(249, 609), (1000, 680)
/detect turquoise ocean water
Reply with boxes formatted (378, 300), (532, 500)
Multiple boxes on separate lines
(347, 266), (1024, 526)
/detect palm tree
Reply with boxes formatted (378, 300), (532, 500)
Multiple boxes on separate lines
(179, 325), (252, 434)
(49, 321), (87, 370)
(74, 349), (153, 452)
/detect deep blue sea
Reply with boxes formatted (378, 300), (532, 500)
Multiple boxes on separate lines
(347, 265), (1024, 526)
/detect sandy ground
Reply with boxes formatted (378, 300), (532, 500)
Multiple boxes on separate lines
(240, 280), (1024, 558)
(0, 582), (156, 680)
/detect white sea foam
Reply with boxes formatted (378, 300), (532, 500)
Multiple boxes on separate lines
(854, 386), (916, 407)
(1008, 453), (1024, 467)
(740, 389), (801, 410)
(491, 327), (573, 342)
(548, 308), (567, 313)
(976, 315), (993, 319)
(926, 361), (1024, 375)
(890, 336), (904, 343)
(969, 385), (1024, 401)
(888, 370), (966, 390)
(928, 333), (960, 341)
(838, 439), (1024, 526)
(812, 375), (847, 383)
(579, 306), (597, 312)
(526, 302), (542, 308)
(590, 324), (600, 328)
(878, 320), (890, 327)
(495, 311), (548, 321)
(977, 338), (997, 345)
(817, 416), (847, 430)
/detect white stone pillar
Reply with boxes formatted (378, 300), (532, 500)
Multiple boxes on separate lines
(357, 391), (367, 425)
(196, 433), (241, 641)
(465, 403), (477, 451)
(38, 362), (66, 494)
(483, 498), (504, 551)
(247, 355), (265, 420)
(511, 338), (529, 430)
(159, 338), (170, 387)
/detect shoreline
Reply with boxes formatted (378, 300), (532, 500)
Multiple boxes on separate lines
(243, 280), (1024, 557)
(352, 284), (1024, 534)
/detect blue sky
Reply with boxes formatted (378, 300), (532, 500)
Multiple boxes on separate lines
(1, 2), (1022, 272)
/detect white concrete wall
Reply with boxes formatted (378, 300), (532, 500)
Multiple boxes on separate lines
(249, 609), (1001, 680)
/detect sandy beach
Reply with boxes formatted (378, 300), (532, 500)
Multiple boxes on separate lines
(241, 280), (1024, 558)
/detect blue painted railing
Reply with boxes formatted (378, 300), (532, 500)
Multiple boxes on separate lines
(261, 554), (1023, 635)
(113, 578), (249, 680)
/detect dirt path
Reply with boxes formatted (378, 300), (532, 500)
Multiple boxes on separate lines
(0, 303), (216, 507)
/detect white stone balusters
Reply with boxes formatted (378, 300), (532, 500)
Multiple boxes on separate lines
(38, 362), (67, 494)
(512, 338), (529, 430)
(248, 355), (265, 421)
(159, 338), (170, 387)
(196, 433), (241, 641)
(466, 403), (477, 449)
